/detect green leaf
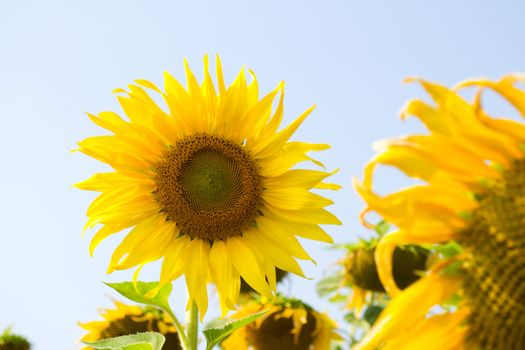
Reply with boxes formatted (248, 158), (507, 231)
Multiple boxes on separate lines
(328, 293), (348, 303)
(344, 312), (370, 330)
(84, 332), (165, 350)
(203, 310), (268, 350)
(374, 220), (390, 237)
(104, 281), (172, 311)
(316, 274), (342, 297)
(363, 305), (383, 326)
(436, 240), (463, 258)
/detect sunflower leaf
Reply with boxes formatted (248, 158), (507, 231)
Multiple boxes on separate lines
(104, 281), (172, 312)
(373, 220), (390, 237)
(363, 305), (383, 326)
(203, 310), (268, 350)
(83, 332), (165, 350)
(316, 274), (341, 297)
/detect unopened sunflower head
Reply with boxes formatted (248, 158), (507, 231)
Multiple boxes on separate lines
(222, 296), (341, 350)
(343, 239), (428, 313)
(353, 75), (525, 350)
(80, 301), (181, 350)
(0, 327), (30, 350)
(75, 56), (341, 318)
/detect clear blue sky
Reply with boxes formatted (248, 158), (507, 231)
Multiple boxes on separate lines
(1, 1), (524, 349)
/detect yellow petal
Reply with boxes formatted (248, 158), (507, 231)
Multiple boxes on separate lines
(227, 236), (272, 298)
(209, 240), (237, 315)
(160, 235), (189, 286)
(183, 238), (210, 319)
(353, 273), (461, 350)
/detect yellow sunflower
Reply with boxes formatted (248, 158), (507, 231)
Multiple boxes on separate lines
(76, 56), (340, 317)
(353, 75), (525, 350)
(222, 296), (341, 350)
(80, 301), (181, 349)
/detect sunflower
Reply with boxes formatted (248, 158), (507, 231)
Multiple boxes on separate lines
(76, 56), (340, 317)
(0, 327), (30, 350)
(221, 296), (340, 350)
(345, 246), (428, 316)
(341, 232), (429, 314)
(353, 75), (525, 350)
(80, 301), (182, 349)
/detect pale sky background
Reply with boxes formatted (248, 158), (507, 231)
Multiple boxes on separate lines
(1, 1), (524, 349)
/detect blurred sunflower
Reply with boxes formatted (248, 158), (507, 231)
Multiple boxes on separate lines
(353, 75), (525, 350)
(342, 231), (429, 314)
(80, 301), (181, 349)
(76, 56), (340, 317)
(0, 327), (30, 350)
(222, 296), (340, 350)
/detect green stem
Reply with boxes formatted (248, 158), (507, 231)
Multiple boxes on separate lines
(165, 308), (190, 350)
(186, 300), (199, 350)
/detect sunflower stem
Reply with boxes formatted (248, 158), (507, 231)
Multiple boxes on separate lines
(186, 300), (199, 350)
(165, 308), (190, 349)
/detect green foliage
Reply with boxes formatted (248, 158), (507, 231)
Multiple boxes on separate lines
(373, 220), (390, 237)
(83, 332), (165, 350)
(103, 281), (188, 348)
(203, 310), (267, 350)
(104, 282), (172, 312)
(316, 274), (342, 297)
(362, 305), (383, 326)
(329, 221), (391, 252)
(435, 240), (463, 258)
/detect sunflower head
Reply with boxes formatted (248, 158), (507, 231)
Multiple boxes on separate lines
(0, 328), (30, 350)
(353, 75), (525, 350)
(345, 244), (428, 293)
(222, 296), (340, 350)
(76, 56), (340, 317)
(330, 228), (429, 314)
(80, 301), (181, 350)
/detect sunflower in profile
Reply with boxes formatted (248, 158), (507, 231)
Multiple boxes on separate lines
(353, 75), (525, 350)
(80, 301), (181, 349)
(341, 228), (429, 314)
(0, 327), (30, 350)
(76, 56), (340, 317)
(222, 296), (340, 350)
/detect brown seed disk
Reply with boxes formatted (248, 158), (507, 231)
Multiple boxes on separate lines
(154, 134), (262, 241)
(245, 309), (317, 350)
(461, 159), (525, 350)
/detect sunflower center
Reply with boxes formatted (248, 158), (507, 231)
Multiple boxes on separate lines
(461, 159), (525, 350)
(246, 309), (317, 350)
(154, 134), (262, 241)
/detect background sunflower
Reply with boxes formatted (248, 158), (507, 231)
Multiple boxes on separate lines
(316, 222), (429, 346)
(354, 76), (525, 350)
(81, 301), (181, 350)
(221, 296), (341, 350)
(0, 327), (30, 350)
